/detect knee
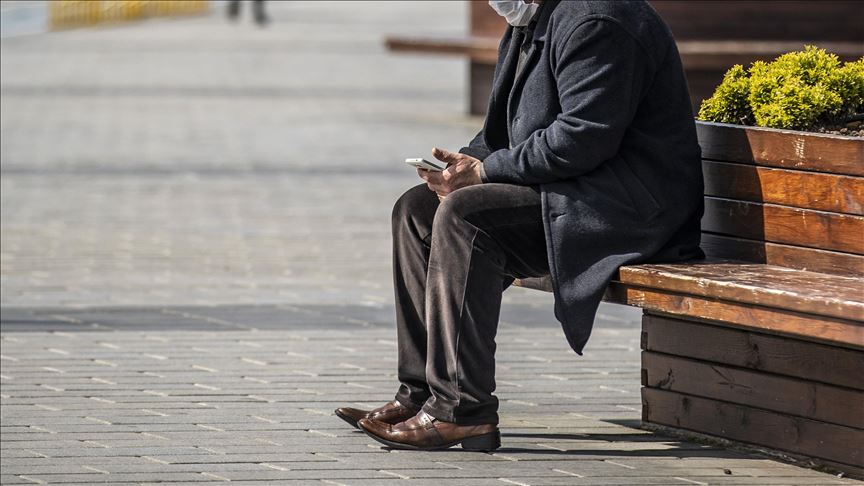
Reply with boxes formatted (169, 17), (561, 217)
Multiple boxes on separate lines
(392, 184), (433, 226)
(433, 187), (476, 228)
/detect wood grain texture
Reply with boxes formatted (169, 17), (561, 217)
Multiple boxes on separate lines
(604, 283), (864, 348)
(700, 233), (864, 277)
(697, 122), (864, 176)
(642, 351), (864, 428)
(702, 160), (864, 215)
(617, 263), (864, 321)
(641, 388), (864, 468)
(642, 314), (864, 390)
(702, 197), (864, 254)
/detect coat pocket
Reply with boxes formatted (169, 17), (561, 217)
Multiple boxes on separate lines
(607, 158), (662, 221)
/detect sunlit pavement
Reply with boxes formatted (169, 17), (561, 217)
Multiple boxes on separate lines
(0, 3), (855, 485)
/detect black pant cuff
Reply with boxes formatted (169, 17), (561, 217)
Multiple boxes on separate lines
(394, 394), (426, 412)
(422, 403), (498, 426)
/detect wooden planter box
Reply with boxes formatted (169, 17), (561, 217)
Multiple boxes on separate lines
(695, 121), (863, 274)
(636, 121), (864, 477)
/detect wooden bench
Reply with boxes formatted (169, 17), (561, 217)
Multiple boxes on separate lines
(385, 1), (864, 114)
(516, 121), (864, 476)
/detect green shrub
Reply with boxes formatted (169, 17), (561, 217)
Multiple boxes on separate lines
(697, 64), (753, 125)
(698, 46), (864, 131)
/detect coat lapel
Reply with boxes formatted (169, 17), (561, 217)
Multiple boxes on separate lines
(483, 0), (559, 150)
(487, 27), (516, 112)
(507, 1), (555, 121)
(483, 26), (521, 150)
(507, 39), (543, 123)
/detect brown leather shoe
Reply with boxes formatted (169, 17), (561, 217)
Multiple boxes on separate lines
(334, 400), (418, 429)
(358, 410), (500, 451)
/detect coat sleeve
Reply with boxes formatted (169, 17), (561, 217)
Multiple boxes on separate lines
(459, 130), (492, 161)
(481, 19), (654, 185)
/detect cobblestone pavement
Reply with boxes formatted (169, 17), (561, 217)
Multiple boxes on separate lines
(4, 304), (857, 486)
(0, 2), (858, 485)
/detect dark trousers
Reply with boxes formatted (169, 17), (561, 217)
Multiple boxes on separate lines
(391, 183), (549, 425)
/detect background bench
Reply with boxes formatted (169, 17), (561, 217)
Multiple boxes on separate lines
(385, 0), (864, 114)
(518, 121), (864, 476)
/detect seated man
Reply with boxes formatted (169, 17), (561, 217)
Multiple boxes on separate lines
(335, 0), (704, 451)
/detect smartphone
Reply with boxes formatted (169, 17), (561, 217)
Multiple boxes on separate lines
(405, 158), (446, 172)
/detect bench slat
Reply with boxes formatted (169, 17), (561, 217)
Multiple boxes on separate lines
(703, 161), (864, 215)
(643, 314), (864, 390)
(604, 283), (864, 348)
(677, 41), (864, 70)
(642, 351), (864, 428)
(703, 198), (864, 254)
(697, 122), (864, 177)
(384, 36), (500, 63)
(617, 263), (864, 321)
(700, 233), (864, 277)
(642, 387), (864, 470)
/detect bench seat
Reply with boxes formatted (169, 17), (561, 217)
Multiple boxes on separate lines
(518, 261), (864, 348)
(608, 262), (863, 347)
(615, 262), (863, 322)
(385, 35), (499, 64)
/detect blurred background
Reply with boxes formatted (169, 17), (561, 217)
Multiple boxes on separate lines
(1, 0), (493, 313)
(1, 0), (861, 313)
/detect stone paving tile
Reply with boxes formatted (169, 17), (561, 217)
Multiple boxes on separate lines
(3, 305), (858, 485)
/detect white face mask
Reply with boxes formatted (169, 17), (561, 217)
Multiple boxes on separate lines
(488, 0), (540, 27)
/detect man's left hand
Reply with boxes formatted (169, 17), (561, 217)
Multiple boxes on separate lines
(418, 147), (483, 198)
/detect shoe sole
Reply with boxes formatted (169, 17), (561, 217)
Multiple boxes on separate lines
(334, 410), (361, 429)
(361, 428), (501, 452)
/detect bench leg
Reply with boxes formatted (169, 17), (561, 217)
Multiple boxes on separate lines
(469, 62), (494, 115)
(639, 311), (864, 477)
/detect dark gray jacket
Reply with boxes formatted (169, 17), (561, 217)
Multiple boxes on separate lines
(461, 0), (704, 355)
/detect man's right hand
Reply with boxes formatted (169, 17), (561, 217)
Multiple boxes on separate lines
(418, 148), (484, 201)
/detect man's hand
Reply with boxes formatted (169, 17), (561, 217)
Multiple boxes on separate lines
(418, 147), (483, 200)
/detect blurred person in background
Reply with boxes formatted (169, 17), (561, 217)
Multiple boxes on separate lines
(336, 0), (704, 451)
(227, 0), (268, 26)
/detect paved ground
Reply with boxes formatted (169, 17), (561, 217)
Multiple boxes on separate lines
(0, 2), (858, 485)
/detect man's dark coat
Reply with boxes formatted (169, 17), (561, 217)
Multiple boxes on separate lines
(460, 0), (704, 355)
